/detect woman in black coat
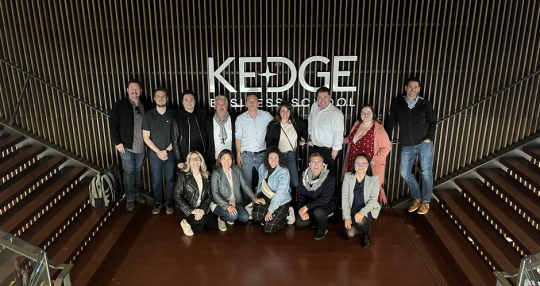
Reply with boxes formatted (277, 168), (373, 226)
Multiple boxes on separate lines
(265, 102), (308, 188)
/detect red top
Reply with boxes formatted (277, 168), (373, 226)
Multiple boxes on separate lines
(346, 123), (375, 172)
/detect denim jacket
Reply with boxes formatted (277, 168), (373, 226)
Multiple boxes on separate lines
(257, 164), (292, 212)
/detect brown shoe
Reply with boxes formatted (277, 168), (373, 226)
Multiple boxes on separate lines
(408, 199), (422, 213)
(418, 202), (430, 215)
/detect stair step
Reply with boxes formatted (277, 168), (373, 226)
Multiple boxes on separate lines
(478, 168), (540, 227)
(46, 205), (110, 266)
(434, 189), (522, 274)
(418, 199), (494, 286)
(499, 157), (540, 191)
(70, 204), (139, 286)
(0, 166), (86, 235)
(523, 145), (540, 164)
(0, 145), (45, 179)
(18, 178), (93, 250)
(455, 179), (540, 255)
(0, 156), (67, 214)
(0, 134), (24, 155)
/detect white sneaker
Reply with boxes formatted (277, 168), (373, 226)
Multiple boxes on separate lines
(181, 219), (194, 236)
(286, 206), (295, 225)
(246, 204), (253, 220)
(217, 217), (227, 231)
(226, 220), (234, 225)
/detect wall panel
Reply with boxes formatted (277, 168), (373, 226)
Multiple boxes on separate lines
(1, 0), (539, 201)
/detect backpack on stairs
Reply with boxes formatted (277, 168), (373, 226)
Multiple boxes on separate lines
(89, 164), (124, 207)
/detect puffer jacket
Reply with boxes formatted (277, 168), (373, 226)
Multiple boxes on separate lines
(174, 171), (212, 216)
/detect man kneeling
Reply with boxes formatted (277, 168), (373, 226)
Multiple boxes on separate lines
(296, 152), (336, 240)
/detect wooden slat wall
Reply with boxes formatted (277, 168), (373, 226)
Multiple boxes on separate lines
(0, 0), (539, 202)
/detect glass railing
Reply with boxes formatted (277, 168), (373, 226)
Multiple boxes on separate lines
(0, 229), (52, 286)
(495, 250), (540, 286)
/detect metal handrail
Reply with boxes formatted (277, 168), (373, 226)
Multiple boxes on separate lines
(0, 58), (108, 118)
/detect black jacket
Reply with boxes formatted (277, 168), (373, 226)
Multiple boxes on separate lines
(174, 171), (213, 217)
(384, 96), (437, 146)
(172, 108), (209, 163)
(297, 175), (336, 210)
(108, 97), (148, 149)
(205, 112), (237, 168)
(265, 117), (308, 150)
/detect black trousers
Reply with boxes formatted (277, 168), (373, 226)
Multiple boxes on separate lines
(352, 216), (371, 236)
(178, 209), (219, 234)
(252, 193), (290, 235)
(295, 201), (336, 231)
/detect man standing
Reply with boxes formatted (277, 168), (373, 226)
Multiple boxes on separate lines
(172, 90), (208, 169)
(235, 94), (273, 188)
(109, 79), (147, 211)
(142, 87), (176, 215)
(307, 87), (345, 179)
(206, 95), (236, 168)
(385, 77), (437, 215)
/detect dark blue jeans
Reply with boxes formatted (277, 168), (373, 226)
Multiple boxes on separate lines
(119, 150), (145, 202)
(400, 141), (434, 203)
(283, 151), (299, 187)
(148, 152), (176, 205)
(213, 203), (249, 222)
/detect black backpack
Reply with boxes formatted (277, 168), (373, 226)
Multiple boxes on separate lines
(89, 164), (124, 207)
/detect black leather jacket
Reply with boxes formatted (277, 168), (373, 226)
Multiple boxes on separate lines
(174, 171), (212, 217)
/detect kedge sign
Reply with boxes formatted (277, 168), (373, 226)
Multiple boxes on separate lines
(208, 56), (358, 93)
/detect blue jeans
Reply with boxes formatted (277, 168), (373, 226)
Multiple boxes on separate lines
(240, 152), (265, 190)
(119, 150), (145, 202)
(148, 152), (176, 205)
(400, 141), (434, 203)
(283, 151), (299, 187)
(213, 204), (250, 222)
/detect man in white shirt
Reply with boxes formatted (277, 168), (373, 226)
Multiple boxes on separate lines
(235, 94), (274, 188)
(206, 95), (236, 170)
(307, 87), (345, 179)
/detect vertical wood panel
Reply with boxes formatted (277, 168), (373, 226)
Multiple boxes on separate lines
(0, 0), (539, 203)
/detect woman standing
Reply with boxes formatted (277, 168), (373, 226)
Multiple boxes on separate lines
(266, 102), (308, 188)
(342, 153), (381, 248)
(252, 146), (293, 235)
(211, 149), (257, 231)
(174, 151), (218, 236)
(341, 105), (391, 205)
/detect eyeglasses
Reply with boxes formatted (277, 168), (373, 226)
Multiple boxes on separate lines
(310, 161), (323, 166)
(135, 106), (141, 116)
(190, 157), (202, 162)
(355, 162), (368, 167)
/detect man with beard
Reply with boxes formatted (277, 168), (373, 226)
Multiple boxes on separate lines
(109, 79), (147, 211)
(142, 87), (176, 215)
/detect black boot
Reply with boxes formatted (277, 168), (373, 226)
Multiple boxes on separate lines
(362, 234), (370, 248)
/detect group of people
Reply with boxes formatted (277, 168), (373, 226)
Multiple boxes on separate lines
(109, 77), (437, 246)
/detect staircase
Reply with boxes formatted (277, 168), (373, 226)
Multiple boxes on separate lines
(0, 123), (140, 286)
(400, 137), (540, 286)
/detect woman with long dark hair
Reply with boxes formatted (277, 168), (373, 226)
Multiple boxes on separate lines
(252, 146), (293, 234)
(342, 153), (381, 248)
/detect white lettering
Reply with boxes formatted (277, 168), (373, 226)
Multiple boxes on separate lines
(239, 57), (262, 93)
(298, 56), (330, 92)
(208, 57), (236, 93)
(267, 57), (297, 93)
(332, 56), (358, 92)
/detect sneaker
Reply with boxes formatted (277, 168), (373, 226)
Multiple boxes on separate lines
(180, 219), (194, 236)
(362, 234), (371, 248)
(314, 229), (328, 240)
(408, 199), (422, 213)
(126, 201), (135, 212)
(327, 212), (334, 218)
(166, 203), (174, 215)
(417, 202), (430, 215)
(286, 206), (295, 225)
(246, 204), (253, 220)
(152, 203), (162, 215)
(135, 194), (146, 205)
(226, 220), (234, 225)
(218, 217), (227, 231)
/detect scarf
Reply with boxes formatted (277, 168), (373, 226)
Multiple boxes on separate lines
(213, 112), (230, 144)
(302, 165), (330, 191)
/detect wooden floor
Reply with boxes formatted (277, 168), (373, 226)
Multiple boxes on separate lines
(97, 208), (442, 286)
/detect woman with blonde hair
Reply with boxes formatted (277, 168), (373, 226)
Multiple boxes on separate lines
(174, 151), (218, 236)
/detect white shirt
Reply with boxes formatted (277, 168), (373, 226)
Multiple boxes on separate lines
(278, 122), (297, 153)
(213, 117), (233, 159)
(308, 102), (344, 150)
(194, 174), (203, 206)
